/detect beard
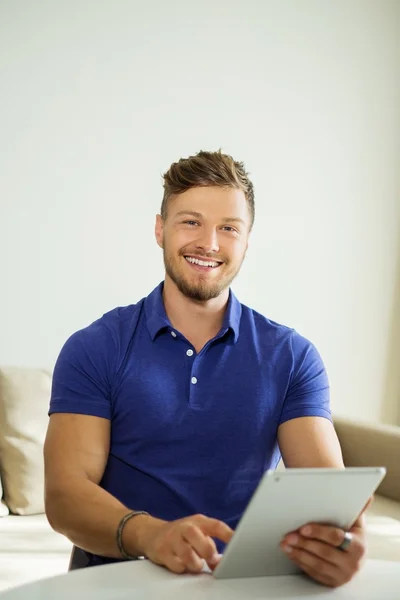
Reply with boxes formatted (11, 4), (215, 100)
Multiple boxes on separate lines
(163, 244), (243, 302)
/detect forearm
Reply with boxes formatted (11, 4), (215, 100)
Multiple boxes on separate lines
(45, 476), (162, 558)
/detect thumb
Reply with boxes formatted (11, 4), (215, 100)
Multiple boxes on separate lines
(364, 495), (374, 511)
(352, 495), (374, 529)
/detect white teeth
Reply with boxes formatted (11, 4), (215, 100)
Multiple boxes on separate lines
(185, 256), (220, 268)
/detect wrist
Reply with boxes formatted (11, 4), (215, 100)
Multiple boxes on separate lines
(122, 513), (166, 558)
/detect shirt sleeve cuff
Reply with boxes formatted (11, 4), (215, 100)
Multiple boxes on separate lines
(49, 401), (111, 420)
(279, 407), (332, 425)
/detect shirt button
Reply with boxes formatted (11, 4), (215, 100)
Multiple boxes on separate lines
(186, 349), (194, 357)
(191, 377), (197, 385)
(170, 331), (177, 338)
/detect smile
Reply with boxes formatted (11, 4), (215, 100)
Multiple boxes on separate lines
(184, 256), (222, 269)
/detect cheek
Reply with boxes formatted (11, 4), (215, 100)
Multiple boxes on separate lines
(228, 241), (247, 261)
(165, 230), (187, 252)
(177, 231), (200, 252)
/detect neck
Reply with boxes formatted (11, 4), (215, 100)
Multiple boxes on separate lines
(162, 275), (229, 340)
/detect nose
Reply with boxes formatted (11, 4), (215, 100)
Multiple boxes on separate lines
(195, 226), (220, 255)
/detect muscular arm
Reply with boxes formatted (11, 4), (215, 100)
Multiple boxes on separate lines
(278, 419), (371, 589)
(44, 413), (154, 558)
(277, 416), (344, 468)
(44, 413), (232, 571)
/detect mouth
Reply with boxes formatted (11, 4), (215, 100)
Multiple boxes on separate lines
(184, 255), (223, 272)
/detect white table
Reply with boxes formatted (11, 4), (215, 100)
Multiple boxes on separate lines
(0, 559), (399, 600)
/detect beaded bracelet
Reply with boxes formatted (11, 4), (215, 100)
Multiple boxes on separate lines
(116, 510), (149, 560)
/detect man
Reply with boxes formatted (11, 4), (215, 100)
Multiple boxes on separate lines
(44, 150), (367, 588)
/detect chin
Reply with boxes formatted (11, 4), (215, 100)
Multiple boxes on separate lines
(185, 288), (224, 302)
(177, 277), (225, 302)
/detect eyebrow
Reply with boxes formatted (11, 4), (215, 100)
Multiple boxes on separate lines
(175, 211), (246, 225)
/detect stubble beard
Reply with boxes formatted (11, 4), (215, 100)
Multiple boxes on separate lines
(163, 246), (242, 302)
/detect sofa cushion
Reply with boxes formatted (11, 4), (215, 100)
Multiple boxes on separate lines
(0, 477), (9, 517)
(334, 417), (400, 503)
(0, 514), (72, 592)
(0, 368), (52, 515)
(368, 494), (400, 522)
(365, 515), (400, 561)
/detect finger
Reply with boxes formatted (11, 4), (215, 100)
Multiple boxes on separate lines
(352, 513), (365, 529)
(182, 523), (218, 562)
(296, 524), (363, 558)
(296, 560), (339, 588)
(285, 546), (344, 585)
(173, 539), (204, 573)
(364, 495), (374, 511)
(297, 523), (345, 547)
(207, 553), (223, 571)
(281, 535), (347, 569)
(193, 515), (234, 544)
(352, 497), (373, 529)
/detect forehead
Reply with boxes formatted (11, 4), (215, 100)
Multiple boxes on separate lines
(168, 186), (250, 222)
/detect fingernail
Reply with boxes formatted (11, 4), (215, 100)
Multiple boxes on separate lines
(301, 526), (311, 536)
(283, 545), (293, 553)
(208, 552), (220, 565)
(286, 534), (299, 545)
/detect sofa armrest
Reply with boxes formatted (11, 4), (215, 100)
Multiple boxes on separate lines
(333, 415), (400, 503)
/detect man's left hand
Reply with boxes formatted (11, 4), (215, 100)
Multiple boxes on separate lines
(280, 511), (368, 588)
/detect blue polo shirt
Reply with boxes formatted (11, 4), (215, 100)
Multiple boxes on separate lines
(49, 282), (331, 567)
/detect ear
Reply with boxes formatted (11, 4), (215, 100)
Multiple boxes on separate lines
(155, 214), (164, 249)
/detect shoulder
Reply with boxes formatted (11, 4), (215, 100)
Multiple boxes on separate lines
(51, 299), (147, 416)
(58, 299), (146, 372)
(240, 302), (321, 363)
(240, 302), (294, 343)
(92, 300), (145, 343)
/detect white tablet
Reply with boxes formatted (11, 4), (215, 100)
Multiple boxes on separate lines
(213, 466), (386, 579)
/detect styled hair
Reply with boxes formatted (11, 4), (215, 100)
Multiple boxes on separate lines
(161, 150), (255, 228)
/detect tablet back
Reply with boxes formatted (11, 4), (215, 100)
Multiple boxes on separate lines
(213, 467), (386, 579)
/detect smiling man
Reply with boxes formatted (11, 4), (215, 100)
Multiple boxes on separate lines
(44, 150), (367, 588)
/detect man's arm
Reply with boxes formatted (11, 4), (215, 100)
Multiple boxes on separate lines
(277, 416), (370, 588)
(277, 416), (344, 468)
(44, 413), (232, 571)
(44, 412), (149, 558)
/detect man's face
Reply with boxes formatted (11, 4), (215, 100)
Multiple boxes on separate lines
(155, 186), (251, 302)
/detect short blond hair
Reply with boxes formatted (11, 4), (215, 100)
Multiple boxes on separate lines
(161, 150), (255, 228)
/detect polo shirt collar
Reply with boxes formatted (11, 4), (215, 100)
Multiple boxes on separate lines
(145, 282), (241, 343)
(221, 287), (241, 343)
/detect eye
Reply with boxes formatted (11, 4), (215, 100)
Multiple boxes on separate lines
(183, 220), (199, 226)
(221, 226), (238, 233)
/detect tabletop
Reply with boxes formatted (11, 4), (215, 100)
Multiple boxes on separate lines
(0, 559), (399, 600)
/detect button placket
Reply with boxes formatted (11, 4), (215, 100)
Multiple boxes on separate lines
(188, 353), (203, 407)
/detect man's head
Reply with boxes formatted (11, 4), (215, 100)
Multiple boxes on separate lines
(155, 150), (254, 302)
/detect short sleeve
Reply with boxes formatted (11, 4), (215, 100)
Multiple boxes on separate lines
(49, 321), (116, 420)
(279, 331), (332, 425)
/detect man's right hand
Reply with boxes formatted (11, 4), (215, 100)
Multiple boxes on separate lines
(131, 514), (234, 574)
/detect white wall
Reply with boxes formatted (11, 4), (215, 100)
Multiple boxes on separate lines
(1, 0), (399, 423)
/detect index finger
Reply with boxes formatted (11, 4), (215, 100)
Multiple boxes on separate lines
(298, 523), (347, 548)
(193, 515), (234, 544)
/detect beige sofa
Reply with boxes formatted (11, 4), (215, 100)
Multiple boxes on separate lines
(0, 368), (72, 593)
(0, 367), (399, 592)
(334, 416), (400, 561)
